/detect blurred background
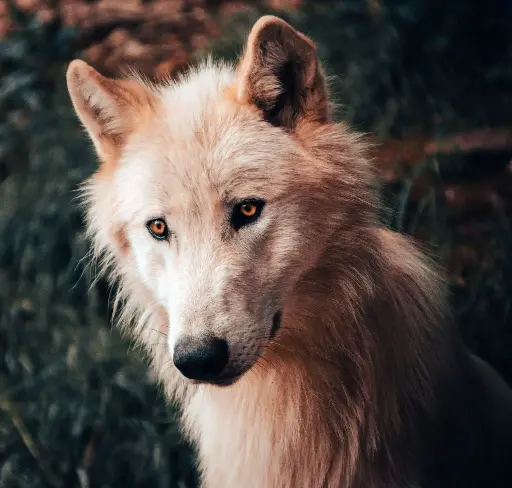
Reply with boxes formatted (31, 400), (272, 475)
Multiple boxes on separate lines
(0, 1), (511, 487)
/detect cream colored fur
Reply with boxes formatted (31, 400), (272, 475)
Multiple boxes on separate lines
(67, 16), (454, 488)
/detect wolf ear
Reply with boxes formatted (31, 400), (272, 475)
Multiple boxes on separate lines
(66, 60), (153, 162)
(236, 15), (330, 129)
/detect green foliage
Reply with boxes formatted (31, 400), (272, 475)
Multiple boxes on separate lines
(299, 0), (512, 137)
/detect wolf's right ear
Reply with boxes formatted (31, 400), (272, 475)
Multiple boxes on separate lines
(235, 16), (330, 130)
(66, 60), (154, 163)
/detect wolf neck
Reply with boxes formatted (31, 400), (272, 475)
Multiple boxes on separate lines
(178, 226), (452, 488)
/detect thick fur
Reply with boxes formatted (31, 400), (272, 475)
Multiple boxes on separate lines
(67, 16), (512, 488)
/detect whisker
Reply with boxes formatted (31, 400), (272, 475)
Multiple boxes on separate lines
(149, 328), (168, 338)
(161, 358), (174, 369)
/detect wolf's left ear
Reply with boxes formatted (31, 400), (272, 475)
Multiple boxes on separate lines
(66, 60), (153, 162)
(235, 15), (330, 130)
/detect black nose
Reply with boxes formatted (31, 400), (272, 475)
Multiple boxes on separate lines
(173, 335), (229, 381)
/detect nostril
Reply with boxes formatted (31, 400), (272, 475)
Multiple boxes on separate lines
(173, 335), (229, 381)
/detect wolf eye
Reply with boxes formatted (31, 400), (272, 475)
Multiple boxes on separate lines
(231, 199), (265, 230)
(147, 218), (169, 240)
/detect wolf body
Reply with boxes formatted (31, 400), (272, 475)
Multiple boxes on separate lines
(66, 15), (512, 488)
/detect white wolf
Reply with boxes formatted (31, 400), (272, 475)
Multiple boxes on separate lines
(67, 15), (512, 488)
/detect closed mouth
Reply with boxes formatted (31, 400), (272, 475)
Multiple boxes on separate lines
(192, 373), (242, 388)
(213, 374), (242, 387)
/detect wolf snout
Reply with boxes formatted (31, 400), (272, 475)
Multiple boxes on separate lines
(173, 335), (229, 382)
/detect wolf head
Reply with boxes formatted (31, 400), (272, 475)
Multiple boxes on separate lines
(67, 16), (375, 386)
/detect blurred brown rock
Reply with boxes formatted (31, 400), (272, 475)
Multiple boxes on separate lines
(2, 0), (263, 79)
(14, 0), (40, 13)
(268, 0), (301, 10)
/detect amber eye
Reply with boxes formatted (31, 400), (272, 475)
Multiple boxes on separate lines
(231, 199), (265, 230)
(147, 218), (169, 240)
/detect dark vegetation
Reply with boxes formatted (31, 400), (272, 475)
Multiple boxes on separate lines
(1, 1), (511, 486)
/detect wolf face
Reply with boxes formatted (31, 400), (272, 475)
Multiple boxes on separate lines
(67, 17), (371, 386)
(108, 83), (326, 385)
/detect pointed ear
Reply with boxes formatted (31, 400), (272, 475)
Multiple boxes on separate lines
(66, 59), (154, 162)
(235, 15), (330, 129)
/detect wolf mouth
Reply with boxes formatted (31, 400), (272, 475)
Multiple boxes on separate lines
(210, 374), (242, 387)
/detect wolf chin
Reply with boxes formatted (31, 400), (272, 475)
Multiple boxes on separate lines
(66, 15), (512, 488)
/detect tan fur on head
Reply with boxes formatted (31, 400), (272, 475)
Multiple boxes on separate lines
(68, 16), (453, 488)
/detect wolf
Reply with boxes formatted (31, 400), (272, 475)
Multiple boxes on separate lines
(66, 15), (512, 488)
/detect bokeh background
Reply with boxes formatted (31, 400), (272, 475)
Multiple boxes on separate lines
(1, 1), (511, 487)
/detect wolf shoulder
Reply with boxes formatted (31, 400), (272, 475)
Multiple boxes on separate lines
(419, 349), (512, 488)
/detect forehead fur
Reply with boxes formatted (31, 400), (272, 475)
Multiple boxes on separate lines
(113, 60), (311, 221)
